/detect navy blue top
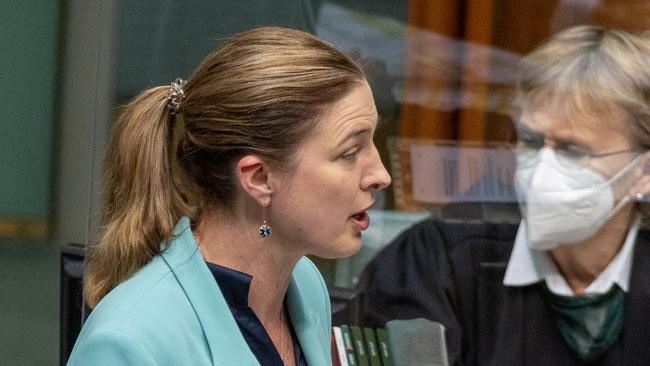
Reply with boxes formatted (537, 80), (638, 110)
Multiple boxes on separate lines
(206, 262), (308, 366)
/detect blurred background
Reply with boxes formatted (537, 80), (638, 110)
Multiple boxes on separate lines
(2, 0), (647, 364)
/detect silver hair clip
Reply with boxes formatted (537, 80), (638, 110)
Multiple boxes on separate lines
(167, 78), (187, 114)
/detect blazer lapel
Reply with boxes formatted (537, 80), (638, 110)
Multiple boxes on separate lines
(161, 217), (259, 365)
(287, 261), (329, 366)
(622, 229), (650, 365)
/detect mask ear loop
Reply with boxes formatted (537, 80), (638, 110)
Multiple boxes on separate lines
(605, 193), (634, 223)
(629, 153), (650, 202)
(538, 154), (643, 228)
(575, 153), (644, 193)
(602, 154), (648, 222)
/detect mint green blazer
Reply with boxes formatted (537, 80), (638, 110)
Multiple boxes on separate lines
(67, 217), (332, 365)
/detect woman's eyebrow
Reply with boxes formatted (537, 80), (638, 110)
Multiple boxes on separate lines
(552, 136), (591, 150)
(515, 121), (591, 150)
(514, 121), (544, 139)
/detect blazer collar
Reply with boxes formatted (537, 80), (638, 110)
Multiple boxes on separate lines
(161, 217), (259, 365)
(162, 217), (329, 365)
(287, 260), (329, 365)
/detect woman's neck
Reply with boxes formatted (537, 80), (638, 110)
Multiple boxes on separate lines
(194, 210), (300, 324)
(549, 204), (635, 294)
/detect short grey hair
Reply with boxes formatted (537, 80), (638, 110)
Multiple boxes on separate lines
(513, 25), (650, 147)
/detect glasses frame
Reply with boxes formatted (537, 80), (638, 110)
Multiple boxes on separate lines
(512, 122), (642, 168)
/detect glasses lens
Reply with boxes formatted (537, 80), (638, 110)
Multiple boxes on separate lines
(554, 148), (590, 169)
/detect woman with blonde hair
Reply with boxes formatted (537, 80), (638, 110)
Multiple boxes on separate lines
(68, 26), (390, 366)
(362, 25), (650, 365)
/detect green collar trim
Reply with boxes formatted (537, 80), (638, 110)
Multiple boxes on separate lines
(541, 283), (625, 362)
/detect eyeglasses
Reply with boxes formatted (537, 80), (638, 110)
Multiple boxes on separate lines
(513, 125), (639, 168)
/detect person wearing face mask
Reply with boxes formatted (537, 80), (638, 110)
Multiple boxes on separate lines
(359, 25), (650, 366)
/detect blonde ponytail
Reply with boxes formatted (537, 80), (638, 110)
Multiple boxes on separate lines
(84, 86), (193, 308)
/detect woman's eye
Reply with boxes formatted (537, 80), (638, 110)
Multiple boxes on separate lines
(559, 146), (588, 160)
(517, 133), (544, 149)
(342, 147), (360, 161)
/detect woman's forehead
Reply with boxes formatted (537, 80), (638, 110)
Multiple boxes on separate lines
(313, 82), (377, 136)
(520, 90), (627, 130)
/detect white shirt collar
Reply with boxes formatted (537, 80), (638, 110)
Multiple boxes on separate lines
(503, 218), (639, 296)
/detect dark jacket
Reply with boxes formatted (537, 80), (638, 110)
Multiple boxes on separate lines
(359, 219), (650, 366)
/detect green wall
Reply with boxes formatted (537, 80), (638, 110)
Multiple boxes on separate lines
(0, 4), (61, 364)
(1, 2), (59, 219)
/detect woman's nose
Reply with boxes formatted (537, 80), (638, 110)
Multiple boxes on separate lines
(362, 146), (391, 192)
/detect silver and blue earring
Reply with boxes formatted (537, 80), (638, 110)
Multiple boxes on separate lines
(259, 208), (271, 238)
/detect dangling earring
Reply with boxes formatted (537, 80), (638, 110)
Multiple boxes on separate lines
(259, 207), (271, 238)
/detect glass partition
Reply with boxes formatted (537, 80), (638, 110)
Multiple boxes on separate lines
(5, 0), (648, 364)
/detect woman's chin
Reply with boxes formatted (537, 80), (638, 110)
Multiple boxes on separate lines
(314, 237), (363, 259)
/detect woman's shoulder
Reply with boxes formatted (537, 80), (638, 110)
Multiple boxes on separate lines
(69, 255), (210, 365)
(83, 255), (196, 335)
(360, 217), (518, 288)
(375, 217), (518, 257)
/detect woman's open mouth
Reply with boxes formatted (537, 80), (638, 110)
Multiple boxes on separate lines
(350, 210), (370, 231)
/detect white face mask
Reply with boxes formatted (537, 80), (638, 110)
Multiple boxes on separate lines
(515, 148), (640, 250)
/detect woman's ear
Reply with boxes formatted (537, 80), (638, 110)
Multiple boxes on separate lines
(643, 151), (650, 175)
(629, 151), (650, 201)
(235, 155), (273, 206)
